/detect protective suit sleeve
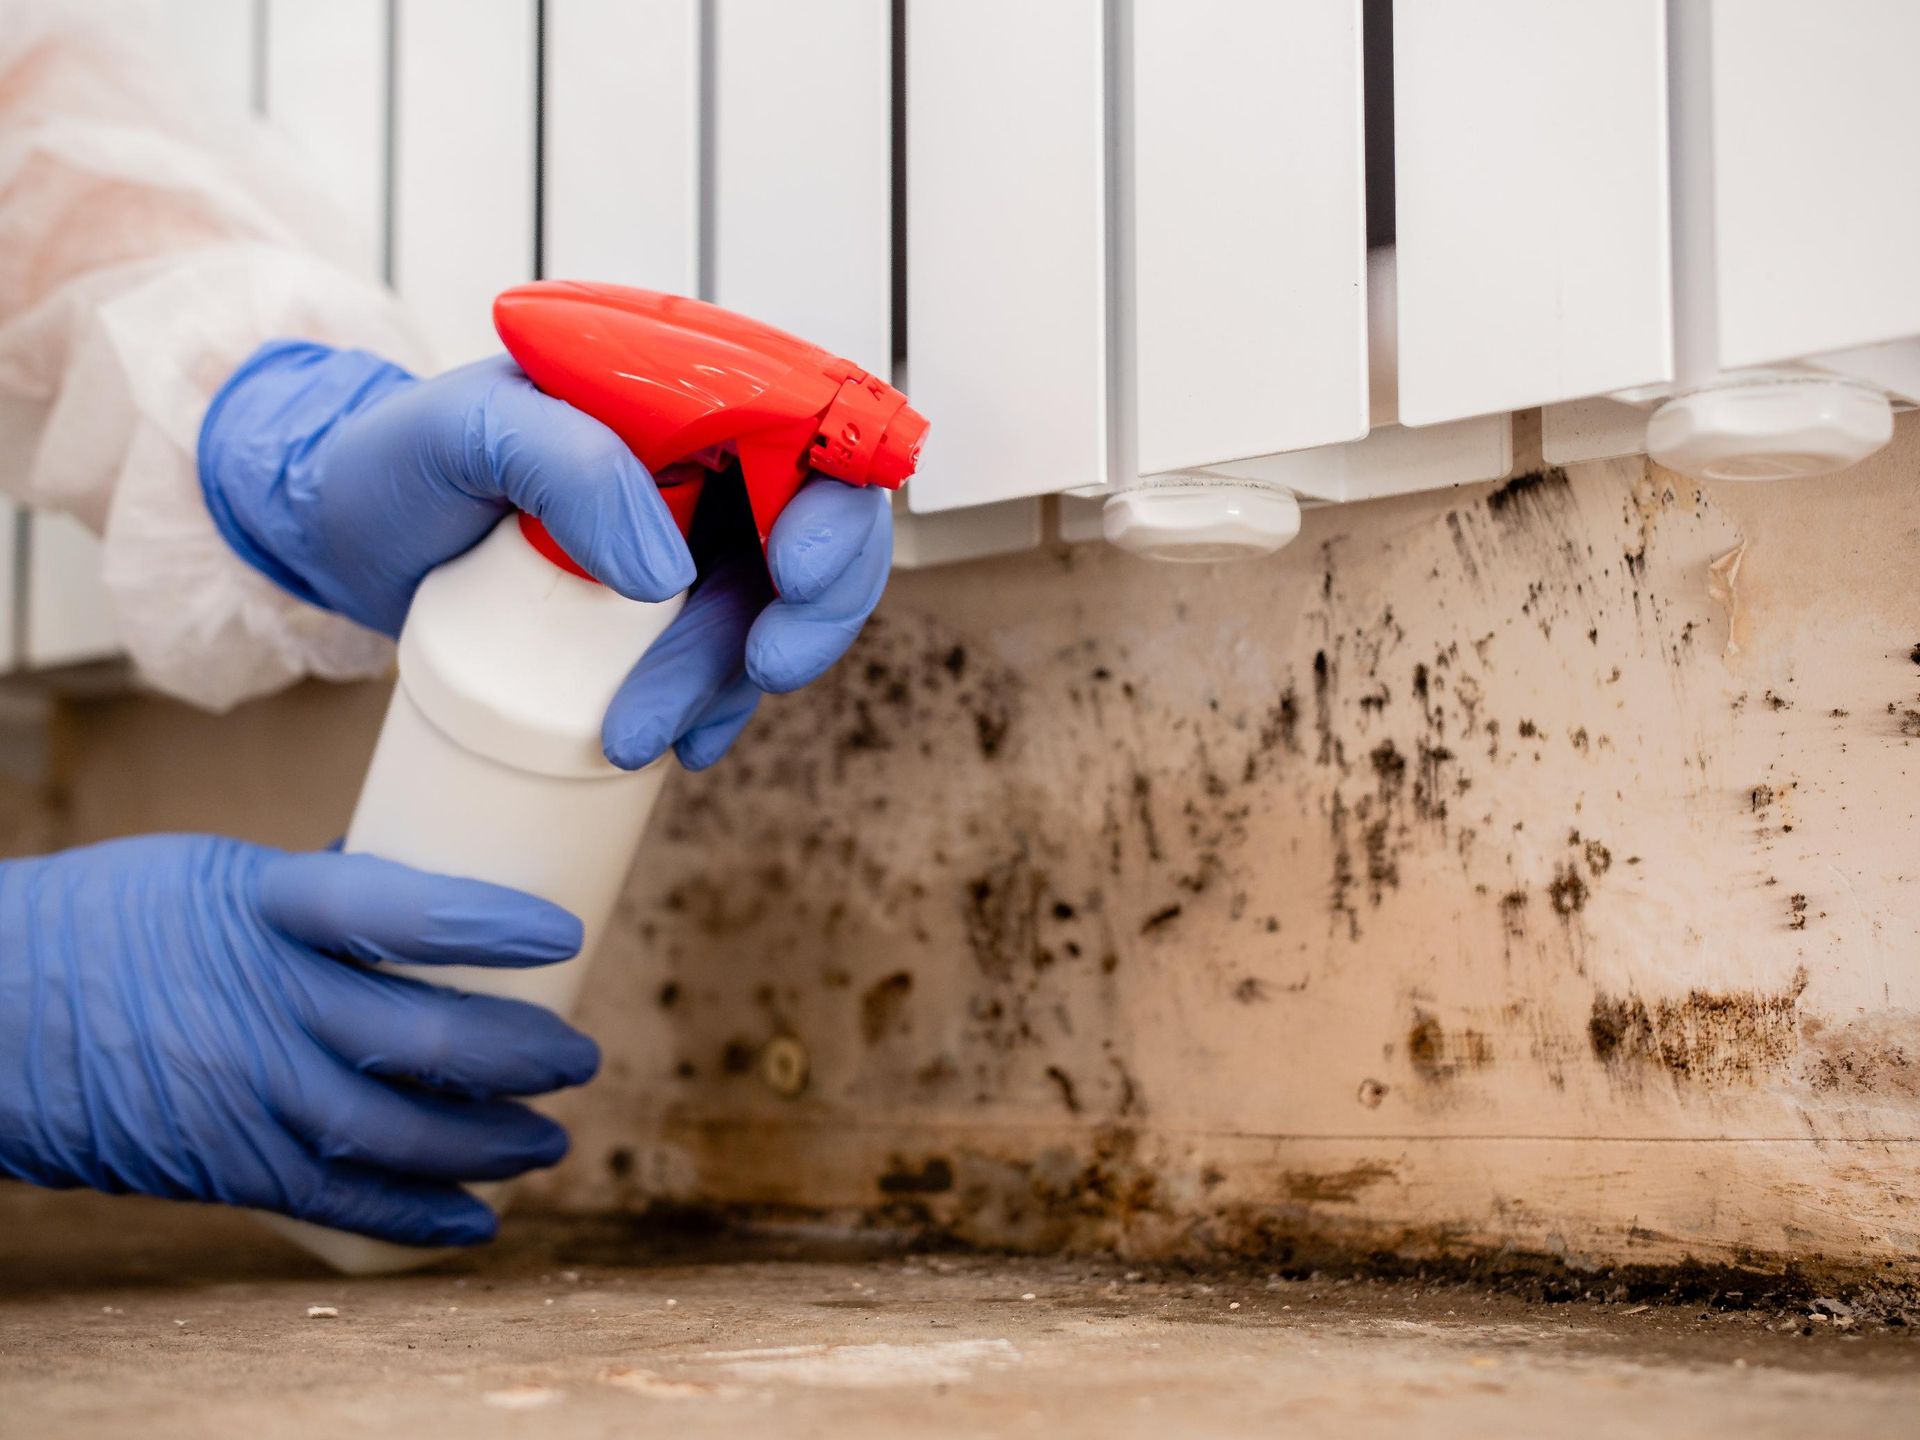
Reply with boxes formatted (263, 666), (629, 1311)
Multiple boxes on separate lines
(0, 6), (431, 709)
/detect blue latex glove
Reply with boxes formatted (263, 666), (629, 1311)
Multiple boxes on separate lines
(0, 835), (598, 1246)
(199, 343), (892, 771)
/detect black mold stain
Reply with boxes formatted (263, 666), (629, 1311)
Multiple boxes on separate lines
(1370, 739), (1408, 794)
(1044, 1064), (1082, 1113)
(1362, 811), (1398, 902)
(1312, 649), (1340, 767)
(1788, 894), (1809, 932)
(1328, 792), (1358, 940)
(657, 981), (681, 1008)
(1131, 772), (1164, 862)
(1362, 743), (1408, 902)
(1801, 1015), (1920, 1099)
(861, 970), (915, 1044)
(1108, 1058), (1142, 1116)
(606, 1146), (635, 1180)
(1584, 840), (1613, 877)
(721, 1039), (756, 1076)
(841, 698), (889, 754)
(1444, 510), (1481, 581)
(915, 1055), (959, 1089)
(1259, 685), (1301, 759)
(1587, 968), (1809, 1084)
(974, 702), (1011, 757)
(1139, 903), (1183, 935)
(1485, 467), (1570, 521)
(963, 851), (1045, 980)
(1547, 864), (1589, 916)
(1413, 741), (1455, 823)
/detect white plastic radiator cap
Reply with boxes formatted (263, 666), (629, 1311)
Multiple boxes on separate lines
(1103, 478), (1302, 562)
(1646, 378), (1892, 482)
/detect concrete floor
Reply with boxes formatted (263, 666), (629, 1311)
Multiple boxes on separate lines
(2, 1189), (1916, 1440)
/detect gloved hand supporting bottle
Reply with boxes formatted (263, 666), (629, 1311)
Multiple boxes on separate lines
(0, 836), (598, 1245)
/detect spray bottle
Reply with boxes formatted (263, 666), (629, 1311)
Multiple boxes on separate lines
(265, 283), (926, 1274)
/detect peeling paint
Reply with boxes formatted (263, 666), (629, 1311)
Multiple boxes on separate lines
(1707, 540), (1750, 658)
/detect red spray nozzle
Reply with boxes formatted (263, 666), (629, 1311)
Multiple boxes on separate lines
(493, 282), (926, 580)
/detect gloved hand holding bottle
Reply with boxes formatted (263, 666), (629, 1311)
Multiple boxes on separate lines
(0, 337), (898, 1246)
(0, 836), (600, 1246)
(198, 345), (895, 770)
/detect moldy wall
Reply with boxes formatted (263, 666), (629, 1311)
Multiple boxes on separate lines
(12, 421), (1920, 1284)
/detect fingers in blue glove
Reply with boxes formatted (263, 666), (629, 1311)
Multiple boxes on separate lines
(298, 960), (600, 1098)
(0, 834), (593, 1248)
(258, 851), (583, 968)
(459, 358), (695, 601)
(269, 1139), (499, 1247)
(748, 481), (893, 694)
(601, 546), (769, 771)
(275, 1066), (569, 1183)
(674, 673), (762, 771)
(766, 476), (888, 602)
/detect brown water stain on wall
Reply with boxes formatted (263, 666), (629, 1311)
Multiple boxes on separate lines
(1407, 1011), (1495, 1083)
(877, 1155), (955, 1195)
(1282, 1162), (1398, 1205)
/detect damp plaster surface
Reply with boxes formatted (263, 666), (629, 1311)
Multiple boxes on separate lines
(528, 431), (1920, 1278)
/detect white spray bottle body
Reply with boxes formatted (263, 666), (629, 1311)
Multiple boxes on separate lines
(264, 516), (684, 1274)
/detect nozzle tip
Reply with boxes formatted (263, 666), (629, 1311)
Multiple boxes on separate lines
(873, 405), (928, 489)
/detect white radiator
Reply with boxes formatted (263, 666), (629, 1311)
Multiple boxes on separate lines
(10, 0), (1918, 670)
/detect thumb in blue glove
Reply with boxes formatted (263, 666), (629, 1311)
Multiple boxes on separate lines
(199, 347), (697, 638)
(0, 835), (598, 1246)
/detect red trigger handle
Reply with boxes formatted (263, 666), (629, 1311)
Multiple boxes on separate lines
(492, 281), (928, 585)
